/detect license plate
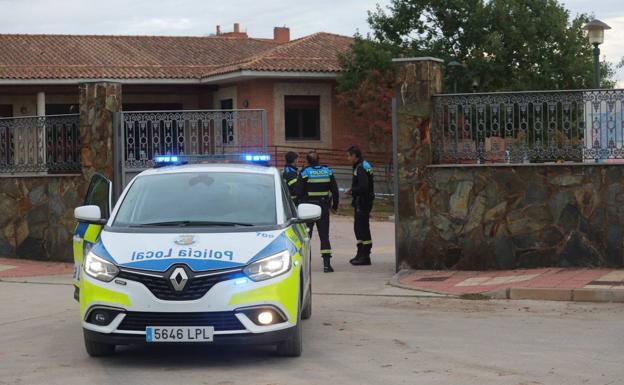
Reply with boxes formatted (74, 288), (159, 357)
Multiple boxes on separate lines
(146, 326), (214, 343)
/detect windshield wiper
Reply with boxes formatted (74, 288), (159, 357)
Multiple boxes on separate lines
(131, 220), (254, 227)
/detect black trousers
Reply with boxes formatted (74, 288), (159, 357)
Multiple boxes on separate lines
(354, 205), (372, 256)
(307, 203), (332, 258)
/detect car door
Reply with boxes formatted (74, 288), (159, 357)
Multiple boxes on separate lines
(281, 180), (311, 291)
(72, 173), (112, 291)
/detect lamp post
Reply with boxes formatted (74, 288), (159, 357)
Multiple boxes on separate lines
(447, 60), (463, 93)
(583, 19), (611, 88)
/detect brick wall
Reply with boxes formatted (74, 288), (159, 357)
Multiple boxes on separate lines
(331, 86), (371, 154)
(235, 79), (276, 145)
(233, 79), (373, 154)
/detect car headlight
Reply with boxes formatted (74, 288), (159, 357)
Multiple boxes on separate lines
(84, 251), (119, 282)
(243, 250), (291, 282)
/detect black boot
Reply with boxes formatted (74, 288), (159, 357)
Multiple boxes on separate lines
(351, 244), (371, 266)
(349, 244), (362, 264)
(322, 255), (334, 273)
(350, 255), (371, 266)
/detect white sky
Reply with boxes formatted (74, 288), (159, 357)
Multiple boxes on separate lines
(0, 0), (622, 86)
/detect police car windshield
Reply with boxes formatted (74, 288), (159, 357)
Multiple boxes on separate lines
(113, 172), (277, 227)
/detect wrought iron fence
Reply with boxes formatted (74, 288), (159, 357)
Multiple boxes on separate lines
(0, 114), (81, 174)
(432, 89), (624, 164)
(123, 109), (266, 169)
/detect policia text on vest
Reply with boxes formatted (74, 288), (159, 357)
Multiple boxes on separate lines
(296, 152), (339, 273)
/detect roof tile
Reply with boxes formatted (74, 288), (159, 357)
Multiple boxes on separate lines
(0, 33), (352, 80)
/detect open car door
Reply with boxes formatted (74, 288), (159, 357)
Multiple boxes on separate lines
(72, 173), (112, 298)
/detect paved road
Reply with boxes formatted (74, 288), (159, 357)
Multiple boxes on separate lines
(1, 217), (623, 385)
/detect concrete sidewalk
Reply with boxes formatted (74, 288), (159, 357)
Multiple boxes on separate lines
(392, 268), (624, 302)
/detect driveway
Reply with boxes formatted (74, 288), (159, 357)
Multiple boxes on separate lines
(1, 217), (623, 385)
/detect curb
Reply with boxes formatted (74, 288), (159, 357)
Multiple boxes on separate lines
(390, 272), (624, 303)
(484, 287), (624, 303)
(388, 272), (458, 297)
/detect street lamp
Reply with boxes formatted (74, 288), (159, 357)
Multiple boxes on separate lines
(583, 19), (611, 88)
(447, 60), (463, 93)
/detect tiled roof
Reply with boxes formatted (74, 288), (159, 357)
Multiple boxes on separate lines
(205, 33), (354, 77)
(0, 33), (352, 80)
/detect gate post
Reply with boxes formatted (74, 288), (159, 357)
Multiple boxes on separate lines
(78, 82), (122, 185)
(392, 57), (443, 270)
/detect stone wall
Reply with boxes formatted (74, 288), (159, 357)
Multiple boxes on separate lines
(398, 164), (624, 269)
(0, 82), (121, 262)
(0, 176), (85, 261)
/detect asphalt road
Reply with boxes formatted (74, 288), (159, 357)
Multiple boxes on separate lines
(1, 216), (623, 385)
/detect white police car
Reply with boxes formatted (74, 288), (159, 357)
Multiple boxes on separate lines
(72, 155), (320, 357)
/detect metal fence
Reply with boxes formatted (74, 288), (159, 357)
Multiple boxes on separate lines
(432, 89), (624, 164)
(122, 109), (266, 170)
(267, 145), (394, 196)
(0, 114), (81, 174)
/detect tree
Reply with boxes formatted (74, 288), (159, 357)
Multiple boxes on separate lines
(365, 0), (616, 91)
(337, 0), (621, 154)
(337, 36), (396, 154)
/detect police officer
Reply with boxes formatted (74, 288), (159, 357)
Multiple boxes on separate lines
(282, 151), (299, 203)
(346, 146), (374, 266)
(297, 151), (339, 273)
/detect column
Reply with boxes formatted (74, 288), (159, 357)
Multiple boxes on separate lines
(392, 57), (443, 269)
(78, 82), (122, 183)
(36, 92), (46, 167)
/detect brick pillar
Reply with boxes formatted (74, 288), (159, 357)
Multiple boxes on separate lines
(393, 57), (443, 269)
(78, 82), (122, 183)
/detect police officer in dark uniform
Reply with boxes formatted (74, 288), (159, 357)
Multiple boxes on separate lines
(282, 151), (299, 203)
(297, 151), (339, 273)
(346, 146), (374, 266)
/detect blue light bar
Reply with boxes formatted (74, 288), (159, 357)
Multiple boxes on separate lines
(243, 154), (271, 163)
(154, 155), (181, 164)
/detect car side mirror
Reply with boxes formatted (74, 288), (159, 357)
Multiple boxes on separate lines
(74, 205), (106, 225)
(296, 204), (322, 223)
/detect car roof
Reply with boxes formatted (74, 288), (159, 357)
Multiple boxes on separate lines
(137, 163), (278, 177)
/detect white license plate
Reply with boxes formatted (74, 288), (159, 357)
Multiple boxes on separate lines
(146, 326), (214, 343)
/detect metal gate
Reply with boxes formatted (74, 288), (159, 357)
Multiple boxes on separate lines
(112, 109), (267, 199)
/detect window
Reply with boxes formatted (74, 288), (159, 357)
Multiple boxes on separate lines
(285, 95), (320, 140)
(0, 105), (12, 117)
(113, 172), (277, 227)
(46, 104), (78, 115)
(84, 174), (111, 219)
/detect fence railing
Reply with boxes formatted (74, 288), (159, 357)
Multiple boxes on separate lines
(123, 109), (266, 170)
(266, 145), (394, 195)
(432, 89), (624, 165)
(0, 114), (81, 174)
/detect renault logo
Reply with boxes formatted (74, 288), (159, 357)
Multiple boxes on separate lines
(169, 267), (189, 292)
(174, 235), (195, 246)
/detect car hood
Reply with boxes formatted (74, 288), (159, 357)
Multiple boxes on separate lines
(92, 228), (300, 272)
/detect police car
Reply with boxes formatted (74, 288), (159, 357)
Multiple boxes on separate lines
(72, 155), (320, 357)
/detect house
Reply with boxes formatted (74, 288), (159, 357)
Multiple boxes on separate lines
(0, 24), (367, 156)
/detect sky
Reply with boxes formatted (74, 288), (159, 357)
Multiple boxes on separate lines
(0, 0), (622, 86)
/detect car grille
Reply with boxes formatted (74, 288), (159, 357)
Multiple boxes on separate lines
(117, 268), (245, 301)
(118, 311), (244, 331)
